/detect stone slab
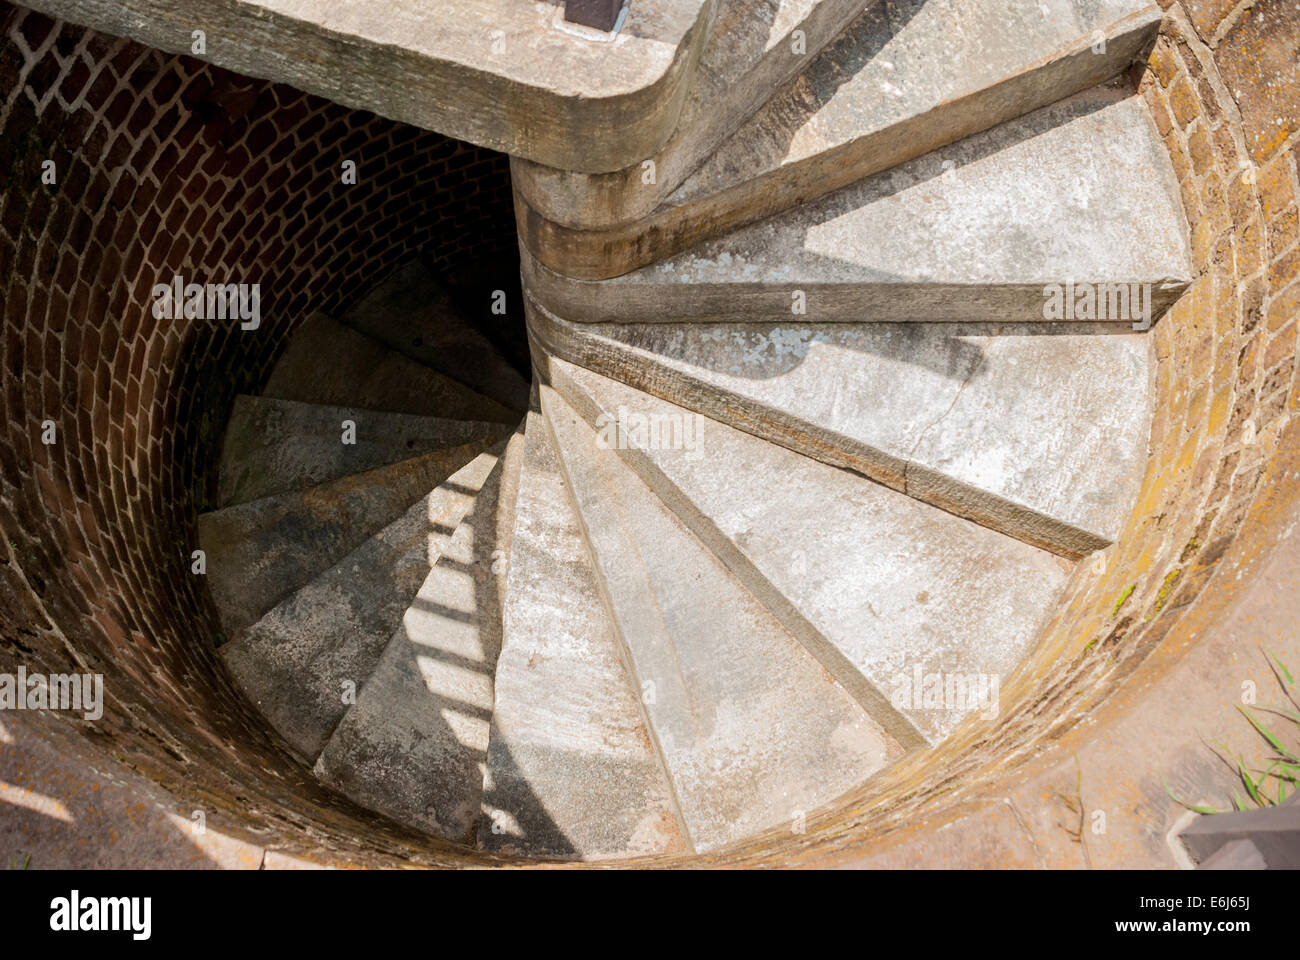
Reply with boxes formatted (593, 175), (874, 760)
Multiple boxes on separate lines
(198, 441), (493, 639)
(477, 408), (687, 860)
(545, 359), (1071, 744)
(218, 394), (507, 507)
(517, 2), (1164, 279)
(263, 312), (517, 424)
(542, 385), (901, 849)
(313, 451), (509, 843)
(531, 303), (1152, 556)
(221, 447), (505, 762)
(524, 85), (1191, 324)
(341, 262), (530, 412)
(19, 0), (712, 171)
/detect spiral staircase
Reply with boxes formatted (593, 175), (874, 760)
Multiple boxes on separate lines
(177, 0), (1200, 861)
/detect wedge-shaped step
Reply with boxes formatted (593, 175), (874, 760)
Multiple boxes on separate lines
(221, 446), (506, 762)
(478, 409), (687, 860)
(314, 447), (512, 842)
(341, 262), (530, 412)
(518, 1), (1163, 279)
(263, 312), (517, 423)
(218, 395), (509, 506)
(198, 441), (493, 639)
(525, 84), (1192, 324)
(545, 360), (1071, 744)
(512, 0), (869, 229)
(531, 305), (1151, 558)
(542, 386), (902, 850)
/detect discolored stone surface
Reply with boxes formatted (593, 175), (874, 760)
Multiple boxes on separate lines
(217, 394), (509, 506)
(198, 441), (494, 639)
(221, 446), (505, 762)
(262, 312), (518, 423)
(313, 451), (508, 843)
(340, 261), (530, 412)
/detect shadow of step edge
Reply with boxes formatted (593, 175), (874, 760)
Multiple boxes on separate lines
(522, 83), (1193, 324)
(511, 0), (871, 230)
(339, 261), (531, 412)
(198, 439), (501, 643)
(477, 407), (690, 860)
(517, 2), (1163, 280)
(543, 360), (1072, 747)
(541, 384), (907, 850)
(219, 444), (507, 764)
(262, 312), (519, 424)
(217, 394), (511, 507)
(312, 447), (517, 842)
(527, 297), (1150, 559)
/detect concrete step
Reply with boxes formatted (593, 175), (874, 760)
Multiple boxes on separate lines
(313, 448), (513, 843)
(197, 441), (494, 639)
(47, 0), (712, 171)
(524, 84), (1192, 324)
(217, 395), (509, 507)
(530, 302), (1151, 558)
(518, 1), (1163, 279)
(340, 262), (530, 412)
(219, 446), (506, 763)
(512, 0), (869, 230)
(263, 312), (518, 424)
(544, 359), (1072, 744)
(541, 385), (901, 850)
(478, 408), (687, 860)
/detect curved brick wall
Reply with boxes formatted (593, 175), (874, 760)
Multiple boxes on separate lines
(0, 1), (519, 865)
(1, 0), (1297, 868)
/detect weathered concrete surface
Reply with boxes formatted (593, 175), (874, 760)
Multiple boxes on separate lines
(313, 452), (509, 843)
(341, 262), (530, 412)
(217, 395), (508, 507)
(530, 302), (1152, 557)
(542, 386), (901, 849)
(18, 0), (712, 171)
(525, 85), (1192, 324)
(512, 0), (869, 229)
(545, 360), (1071, 744)
(263, 313), (517, 423)
(517, 2), (1163, 279)
(198, 441), (493, 639)
(478, 409), (687, 859)
(220, 447), (505, 762)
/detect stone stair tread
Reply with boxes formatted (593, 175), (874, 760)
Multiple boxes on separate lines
(545, 359), (1072, 744)
(512, 0), (868, 229)
(519, 0), (1163, 279)
(262, 312), (518, 423)
(220, 445), (506, 763)
(526, 84), (1192, 324)
(530, 301), (1151, 557)
(217, 394), (510, 507)
(541, 384), (902, 850)
(339, 261), (530, 412)
(198, 440), (495, 639)
(477, 408), (688, 860)
(313, 447), (513, 842)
